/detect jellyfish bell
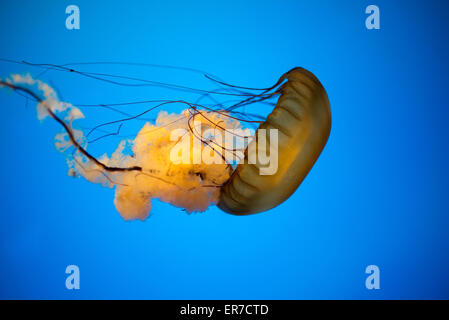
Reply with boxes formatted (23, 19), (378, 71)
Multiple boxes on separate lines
(0, 60), (330, 219)
(218, 67), (331, 215)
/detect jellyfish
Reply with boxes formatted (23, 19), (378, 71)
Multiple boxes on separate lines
(0, 59), (331, 220)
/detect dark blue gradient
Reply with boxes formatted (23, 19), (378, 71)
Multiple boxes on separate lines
(0, 0), (448, 299)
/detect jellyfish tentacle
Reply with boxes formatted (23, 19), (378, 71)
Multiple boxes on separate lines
(0, 80), (143, 173)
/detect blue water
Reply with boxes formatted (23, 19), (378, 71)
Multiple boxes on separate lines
(0, 0), (448, 299)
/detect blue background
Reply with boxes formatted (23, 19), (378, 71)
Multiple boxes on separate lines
(0, 0), (448, 299)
